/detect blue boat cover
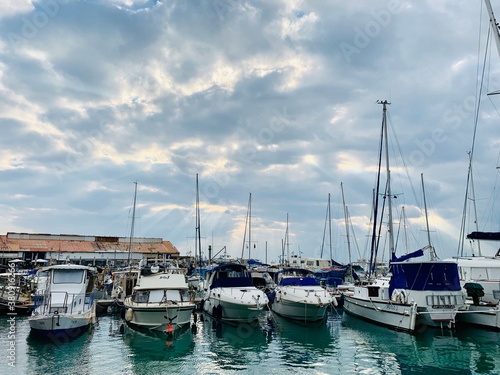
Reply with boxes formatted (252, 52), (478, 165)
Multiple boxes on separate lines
(210, 263), (255, 289)
(389, 261), (461, 294)
(391, 249), (424, 263)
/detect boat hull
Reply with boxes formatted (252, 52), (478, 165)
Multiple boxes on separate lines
(29, 310), (94, 336)
(123, 301), (195, 331)
(456, 303), (500, 330)
(343, 295), (417, 332)
(203, 288), (267, 322)
(271, 298), (328, 322)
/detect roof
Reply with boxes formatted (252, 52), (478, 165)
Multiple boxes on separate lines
(0, 232), (179, 256)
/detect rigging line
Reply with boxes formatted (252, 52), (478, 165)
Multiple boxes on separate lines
(347, 208), (362, 261)
(458, 22), (492, 256)
(320, 193), (330, 259)
(386, 111), (420, 208)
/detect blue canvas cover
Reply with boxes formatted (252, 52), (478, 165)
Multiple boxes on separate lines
(314, 267), (347, 287)
(210, 263), (254, 289)
(389, 261), (461, 296)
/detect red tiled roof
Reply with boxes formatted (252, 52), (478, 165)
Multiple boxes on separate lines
(0, 234), (179, 255)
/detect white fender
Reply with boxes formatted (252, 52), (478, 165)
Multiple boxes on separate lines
(125, 308), (134, 321)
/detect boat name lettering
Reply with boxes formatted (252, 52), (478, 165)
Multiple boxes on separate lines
(160, 276), (170, 279)
(431, 305), (454, 309)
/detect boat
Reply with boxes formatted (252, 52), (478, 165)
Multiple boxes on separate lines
(448, 0), (500, 329)
(270, 267), (336, 322)
(343, 101), (467, 333)
(0, 271), (34, 316)
(201, 262), (268, 322)
(95, 268), (141, 313)
(29, 264), (97, 336)
(122, 261), (196, 332)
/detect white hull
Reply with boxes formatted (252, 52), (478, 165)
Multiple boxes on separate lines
(123, 300), (195, 331)
(448, 256), (500, 304)
(28, 264), (97, 337)
(29, 307), (95, 335)
(203, 287), (267, 322)
(343, 295), (417, 332)
(271, 286), (333, 322)
(456, 303), (500, 329)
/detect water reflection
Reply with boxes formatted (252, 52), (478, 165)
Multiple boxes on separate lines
(26, 325), (94, 375)
(267, 311), (339, 370)
(343, 313), (500, 374)
(123, 321), (196, 359)
(198, 312), (268, 371)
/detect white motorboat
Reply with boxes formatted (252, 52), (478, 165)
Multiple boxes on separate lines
(448, 253), (500, 305)
(29, 264), (97, 336)
(202, 263), (268, 322)
(123, 264), (196, 332)
(270, 268), (335, 322)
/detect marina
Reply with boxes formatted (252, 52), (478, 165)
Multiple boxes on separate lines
(1, 308), (499, 374)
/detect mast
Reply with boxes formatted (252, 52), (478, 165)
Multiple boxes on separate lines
(467, 152), (482, 256)
(341, 182), (352, 264)
(381, 100), (395, 258)
(421, 173), (438, 260)
(241, 193), (252, 259)
(368, 102), (386, 278)
(485, 0), (500, 60)
(328, 193), (333, 260)
(196, 174), (202, 268)
(127, 181), (138, 268)
(249, 193), (252, 259)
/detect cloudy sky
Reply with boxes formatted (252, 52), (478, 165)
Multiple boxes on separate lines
(1, 0), (499, 265)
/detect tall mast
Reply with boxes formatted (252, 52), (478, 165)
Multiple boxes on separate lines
(368, 103), (386, 278)
(328, 193), (332, 260)
(127, 181), (138, 268)
(249, 193), (252, 259)
(485, 0), (500, 60)
(381, 100), (395, 258)
(421, 173), (437, 260)
(196, 174), (202, 268)
(341, 182), (352, 264)
(467, 152), (482, 256)
(241, 193), (252, 259)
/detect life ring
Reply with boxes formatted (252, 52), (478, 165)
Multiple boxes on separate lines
(125, 308), (134, 321)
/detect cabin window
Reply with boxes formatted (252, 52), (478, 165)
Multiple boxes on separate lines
(470, 268), (488, 279)
(149, 290), (164, 303)
(368, 286), (379, 297)
(132, 290), (149, 303)
(165, 290), (182, 301)
(53, 270), (84, 284)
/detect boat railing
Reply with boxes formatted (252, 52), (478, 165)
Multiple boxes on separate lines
(33, 291), (95, 315)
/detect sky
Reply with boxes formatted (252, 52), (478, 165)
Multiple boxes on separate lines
(1, 0), (499, 265)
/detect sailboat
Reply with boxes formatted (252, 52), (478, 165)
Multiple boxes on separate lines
(343, 100), (467, 332)
(186, 174), (210, 304)
(448, 0), (500, 329)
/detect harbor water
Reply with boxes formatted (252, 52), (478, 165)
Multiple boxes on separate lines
(1, 309), (499, 375)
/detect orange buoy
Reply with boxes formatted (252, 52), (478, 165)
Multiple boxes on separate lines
(166, 323), (174, 335)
